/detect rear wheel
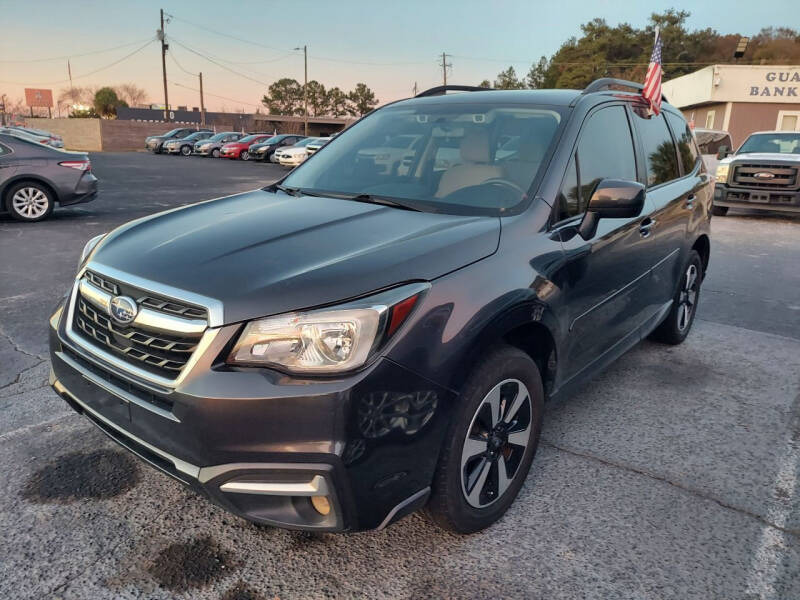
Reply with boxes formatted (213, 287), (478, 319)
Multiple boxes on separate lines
(425, 344), (544, 533)
(241, 150), (250, 161)
(6, 181), (55, 222)
(651, 250), (703, 345)
(711, 204), (728, 216)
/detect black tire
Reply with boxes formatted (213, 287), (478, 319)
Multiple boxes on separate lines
(425, 344), (544, 534)
(650, 250), (703, 345)
(241, 150), (250, 161)
(5, 181), (55, 222)
(211, 148), (220, 158)
(180, 145), (192, 156)
(711, 205), (728, 216)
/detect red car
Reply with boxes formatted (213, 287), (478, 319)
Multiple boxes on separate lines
(219, 134), (274, 160)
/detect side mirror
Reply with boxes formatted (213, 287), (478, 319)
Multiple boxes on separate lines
(578, 179), (646, 240)
(716, 145), (729, 160)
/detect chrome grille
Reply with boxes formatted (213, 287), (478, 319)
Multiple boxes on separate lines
(71, 272), (208, 379)
(732, 163), (798, 189)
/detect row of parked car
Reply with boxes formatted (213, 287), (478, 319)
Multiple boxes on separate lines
(144, 127), (333, 168)
(1, 124), (64, 148)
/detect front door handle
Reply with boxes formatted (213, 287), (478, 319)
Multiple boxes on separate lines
(685, 194), (696, 209)
(639, 217), (656, 238)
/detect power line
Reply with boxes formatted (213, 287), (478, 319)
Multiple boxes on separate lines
(165, 12), (289, 53)
(0, 39), (156, 86)
(0, 37), (155, 63)
(172, 81), (262, 109)
(168, 38), (272, 86)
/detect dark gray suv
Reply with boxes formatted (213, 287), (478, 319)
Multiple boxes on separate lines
(49, 79), (711, 533)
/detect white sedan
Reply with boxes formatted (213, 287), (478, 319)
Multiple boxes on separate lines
(275, 137), (330, 167)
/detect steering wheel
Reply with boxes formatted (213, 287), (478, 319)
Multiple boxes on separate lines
(481, 178), (528, 197)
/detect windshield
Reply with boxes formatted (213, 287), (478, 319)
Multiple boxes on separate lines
(207, 132), (236, 142)
(184, 132), (207, 140)
(694, 130), (732, 155)
(292, 137), (318, 147)
(738, 133), (800, 154)
(163, 128), (184, 137)
(238, 134), (263, 143)
(282, 102), (564, 215)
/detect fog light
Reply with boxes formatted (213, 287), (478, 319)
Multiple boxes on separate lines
(311, 495), (331, 516)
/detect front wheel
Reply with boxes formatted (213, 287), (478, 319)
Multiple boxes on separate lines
(180, 145), (192, 156)
(711, 204), (728, 216)
(241, 150), (250, 161)
(6, 181), (55, 222)
(650, 250), (703, 345)
(425, 344), (544, 533)
(211, 148), (220, 158)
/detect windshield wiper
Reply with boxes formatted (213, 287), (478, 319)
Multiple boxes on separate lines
(273, 184), (301, 196)
(330, 193), (423, 212)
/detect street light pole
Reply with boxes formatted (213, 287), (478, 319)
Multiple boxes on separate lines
(199, 71), (206, 127)
(295, 45), (308, 136)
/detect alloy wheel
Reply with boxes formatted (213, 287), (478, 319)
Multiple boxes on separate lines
(181, 145), (191, 156)
(461, 379), (532, 508)
(11, 187), (50, 219)
(677, 263), (698, 332)
(241, 151), (250, 161)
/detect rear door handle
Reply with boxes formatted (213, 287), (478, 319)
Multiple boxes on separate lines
(639, 217), (656, 238)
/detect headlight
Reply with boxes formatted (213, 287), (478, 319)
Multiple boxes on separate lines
(227, 283), (428, 374)
(79, 233), (106, 268)
(715, 164), (729, 184)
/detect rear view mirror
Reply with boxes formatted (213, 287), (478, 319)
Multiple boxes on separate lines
(716, 145), (729, 160)
(578, 179), (645, 240)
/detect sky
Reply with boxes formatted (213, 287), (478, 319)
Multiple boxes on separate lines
(1, 0), (798, 114)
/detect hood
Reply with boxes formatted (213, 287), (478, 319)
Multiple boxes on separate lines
(728, 152), (800, 163)
(92, 190), (500, 324)
(221, 142), (241, 149)
(282, 147), (307, 156)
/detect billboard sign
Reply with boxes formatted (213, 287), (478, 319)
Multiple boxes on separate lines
(25, 88), (54, 108)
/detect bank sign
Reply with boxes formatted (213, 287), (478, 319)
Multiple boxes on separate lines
(749, 70), (800, 98)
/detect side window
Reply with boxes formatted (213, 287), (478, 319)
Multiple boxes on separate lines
(666, 113), (699, 174)
(556, 154), (580, 221)
(0, 143), (11, 157)
(633, 111), (680, 187)
(557, 105), (637, 221)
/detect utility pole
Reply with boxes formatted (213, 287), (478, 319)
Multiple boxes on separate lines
(159, 9), (170, 121)
(413, 82), (418, 96)
(199, 71), (206, 127)
(294, 45), (309, 135)
(440, 52), (452, 86)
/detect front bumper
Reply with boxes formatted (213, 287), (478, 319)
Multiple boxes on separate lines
(220, 150), (240, 159)
(48, 293), (449, 532)
(714, 183), (800, 213)
(193, 146), (216, 156)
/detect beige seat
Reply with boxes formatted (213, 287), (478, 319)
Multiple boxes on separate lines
(435, 130), (504, 198)
(503, 136), (548, 190)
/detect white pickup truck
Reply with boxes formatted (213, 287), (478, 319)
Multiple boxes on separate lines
(713, 131), (800, 216)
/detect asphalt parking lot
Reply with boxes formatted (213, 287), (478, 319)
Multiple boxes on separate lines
(1, 152), (799, 599)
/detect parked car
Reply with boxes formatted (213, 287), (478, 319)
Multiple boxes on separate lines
(249, 134), (306, 162)
(275, 137), (330, 167)
(1, 126), (58, 148)
(355, 134), (422, 174)
(693, 128), (732, 180)
(6, 125), (64, 148)
(305, 137), (331, 156)
(49, 79), (711, 534)
(713, 130), (800, 215)
(0, 132), (97, 221)
(193, 132), (243, 158)
(219, 134), (274, 161)
(146, 128), (210, 153)
(163, 131), (214, 156)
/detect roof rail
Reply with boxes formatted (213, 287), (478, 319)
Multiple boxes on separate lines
(415, 85), (492, 98)
(581, 77), (668, 102)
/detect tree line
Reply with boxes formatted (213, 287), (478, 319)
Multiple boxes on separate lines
(478, 10), (800, 90)
(261, 79), (378, 117)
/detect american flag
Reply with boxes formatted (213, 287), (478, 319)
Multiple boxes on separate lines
(642, 28), (663, 115)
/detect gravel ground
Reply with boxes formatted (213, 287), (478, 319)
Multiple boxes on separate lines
(1, 153), (799, 599)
